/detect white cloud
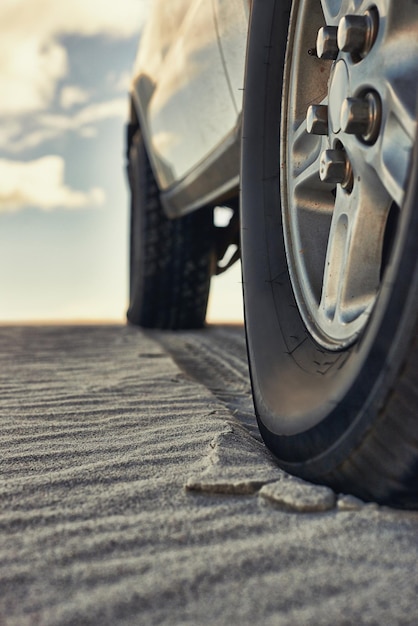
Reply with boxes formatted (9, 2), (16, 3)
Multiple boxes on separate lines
(74, 98), (129, 126)
(7, 98), (128, 152)
(60, 85), (90, 109)
(108, 70), (131, 93)
(78, 127), (98, 139)
(0, 0), (149, 116)
(0, 37), (67, 115)
(0, 156), (105, 212)
(0, 120), (23, 146)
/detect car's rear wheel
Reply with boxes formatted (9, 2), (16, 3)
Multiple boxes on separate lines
(127, 128), (216, 329)
(241, 0), (418, 506)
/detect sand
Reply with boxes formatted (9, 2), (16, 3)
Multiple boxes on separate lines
(1, 324), (417, 625)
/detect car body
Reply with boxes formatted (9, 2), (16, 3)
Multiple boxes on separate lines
(129, 0), (249, 218)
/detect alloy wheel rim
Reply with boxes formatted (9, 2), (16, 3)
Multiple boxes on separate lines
(281, 0), (418, 350)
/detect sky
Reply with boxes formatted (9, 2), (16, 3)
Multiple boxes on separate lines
(0, 0), (243, 324)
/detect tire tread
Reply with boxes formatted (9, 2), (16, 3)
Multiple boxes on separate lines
(326, 326), (418, 506)
(127, 130), (215, 330)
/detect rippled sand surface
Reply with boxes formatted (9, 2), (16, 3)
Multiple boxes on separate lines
(1, 325), (418, 625)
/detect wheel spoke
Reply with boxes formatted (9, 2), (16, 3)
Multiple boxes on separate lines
(319, 0), (349, 24)
(376, 62), (418, 205)
(363, 7), (418, 205)
(292, 119), (326, 186)
(289, 122), (335, 306)
(320, 166), (391, 326)
(293, 139), (323, 191)
(289, 119), (334, 217)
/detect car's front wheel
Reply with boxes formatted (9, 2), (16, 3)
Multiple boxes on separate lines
(241, 0), (418, 506)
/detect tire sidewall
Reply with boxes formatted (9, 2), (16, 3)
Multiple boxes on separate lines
(241, 0), (418, 477)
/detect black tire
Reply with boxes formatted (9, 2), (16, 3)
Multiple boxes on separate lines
(241, 0), (418, 507)
(127, 128), (216, 329)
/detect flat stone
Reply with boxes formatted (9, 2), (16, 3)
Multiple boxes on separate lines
(186, 423), (282, 495)
(259, 476), (336, 513)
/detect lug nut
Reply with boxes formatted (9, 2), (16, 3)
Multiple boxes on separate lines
(337, 12), (378, 56)
(320, 149), (352, 188)
(316, 26), (339, 60)
(340, 98), (370, 135)
(340, 93), (381, 142)
(306, 105), (329, 135)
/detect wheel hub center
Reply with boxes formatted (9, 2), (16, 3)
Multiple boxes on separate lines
(328, 60), (349, 134)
